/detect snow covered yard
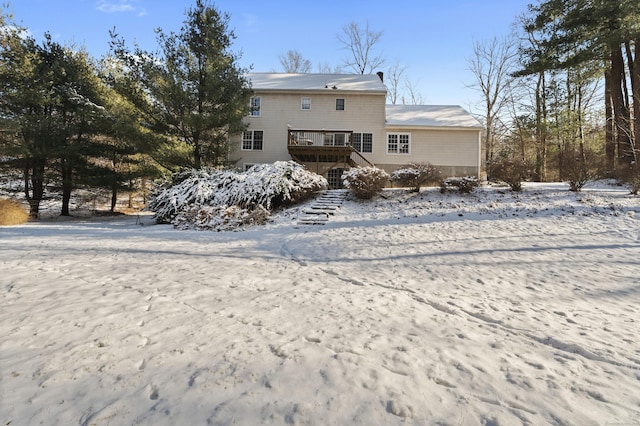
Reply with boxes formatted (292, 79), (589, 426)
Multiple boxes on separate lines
(1, 183), (639, 425)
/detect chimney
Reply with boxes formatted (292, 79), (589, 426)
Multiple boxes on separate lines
(376, 71), (384, 82)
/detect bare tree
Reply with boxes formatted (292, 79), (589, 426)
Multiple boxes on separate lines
(278, 50), (312, 73)
(386, 62), (406, 104)
(316, 62), (343, 74)
(403, 78), (425, 105)
(337, 21), (385, 75)
(467, 36), (518, 177)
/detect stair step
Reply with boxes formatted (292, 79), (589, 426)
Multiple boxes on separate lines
(298, 218), (328, 224)
(311, 204), (340, 211)
(296, 190), (348, 226)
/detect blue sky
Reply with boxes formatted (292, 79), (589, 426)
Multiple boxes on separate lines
(6, 0), (532, 111)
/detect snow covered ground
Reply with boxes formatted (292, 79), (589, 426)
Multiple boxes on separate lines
(1, 182), (639, 425)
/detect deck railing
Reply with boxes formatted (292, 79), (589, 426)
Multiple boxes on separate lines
(288, 129), (353, 147)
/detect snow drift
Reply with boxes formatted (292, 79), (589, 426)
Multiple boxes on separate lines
(1, 182), (639, 425)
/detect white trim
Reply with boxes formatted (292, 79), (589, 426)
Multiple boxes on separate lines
(386, 132), (411, 155)
(241, 130), (264, 151)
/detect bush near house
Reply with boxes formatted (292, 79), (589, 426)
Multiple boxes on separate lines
(390, 163), (441, 192)
(440, 177), (479, 194)
(342, 167), (389, 199)
(490, 157), (530, 192)
(148, 161), (327, 229)
(0, 199), (29, 226)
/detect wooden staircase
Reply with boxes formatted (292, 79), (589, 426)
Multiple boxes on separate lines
(287, 129), (374, 181)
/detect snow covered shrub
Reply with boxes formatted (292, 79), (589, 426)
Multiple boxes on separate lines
(390, 163), (441, 192)
(440, 177), (479, 194)
(490, 157), (530, 192)
(0, 199), (29, 226)
(172, 204), (270, 231)
(342, 167), (389, 199)
(148, 161), (327, 228)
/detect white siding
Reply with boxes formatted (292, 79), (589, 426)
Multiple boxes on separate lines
(230, 91), (386, 167)
(377, 127), (482, 177)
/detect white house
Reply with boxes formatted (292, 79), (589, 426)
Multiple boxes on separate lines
(231, 72), (482, 188)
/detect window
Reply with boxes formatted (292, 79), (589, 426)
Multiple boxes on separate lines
(301, 97), (311, 110)
(323, 133), (347, 146)
(336, 98), (345, 111)
(387, 133), (410, 154)
(242, 130), (263, 151)
(244, 163), (258, 171)
(249, 97), (261, 116)
(352, 132), (373, 153)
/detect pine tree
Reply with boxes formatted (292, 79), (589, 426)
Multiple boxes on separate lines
(110, 0), (252, 169)
(516, 0), (640, 172)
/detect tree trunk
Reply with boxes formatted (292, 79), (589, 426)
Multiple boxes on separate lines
(610, 44), (633, 165)
(534, 70), (547, 181)
(111, 187), (118, 212)
(632, 38), (640, 161)
(485, 114), (493, 177)
(604, 68), (616, 171)
(61, 159), (73, 216)
(26, 158), (46, 219)
(192, 131), (202, 169)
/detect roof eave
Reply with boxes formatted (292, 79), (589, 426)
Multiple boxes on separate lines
(385, 124), (484, 131)
(252, 88), (387, 95)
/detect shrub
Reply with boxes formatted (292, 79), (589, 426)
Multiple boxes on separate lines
(631, 170), (640, 196)
(173, 204), (270, 231)
(490, 157), (530, 192)
(148, 161), (328, 226)
(617, 161), (640, 195)
(561, 148), (602, 192)
(390, 163), (441, 192)
(565, 160), (590, 192)
(440, 177), (479, 194)
(0, 199), (29, 226)
(342, 167), (389, 199)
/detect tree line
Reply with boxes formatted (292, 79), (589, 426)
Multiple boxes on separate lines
(470, 0), (639, 188)
(0, 0), (252, 217)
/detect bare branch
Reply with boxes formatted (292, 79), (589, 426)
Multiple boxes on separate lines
(337, 21), (384, 75)
(386, 62), (405, 104)
(278, 49), (312, 73)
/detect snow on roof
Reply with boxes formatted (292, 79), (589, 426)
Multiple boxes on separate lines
(247, 72), (387, 93)
(385, 104), (483, 129)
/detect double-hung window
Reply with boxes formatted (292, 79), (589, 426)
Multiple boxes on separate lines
(387, 133), (410, 154)
(336, 98), (345, 111)
(242, 130), (263, 151)
(249, 97), (261, 116)
(301, 97), (311, 110)
(352, 132), (373, 153)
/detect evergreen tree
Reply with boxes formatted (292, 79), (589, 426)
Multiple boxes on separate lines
(110, 0), (252, 169)
(0, 17), (58, 217)
(517, 0), (640, 172)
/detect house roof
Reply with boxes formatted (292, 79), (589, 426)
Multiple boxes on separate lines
(247, 72), (387, 93)
(385, 105), (483, 129)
